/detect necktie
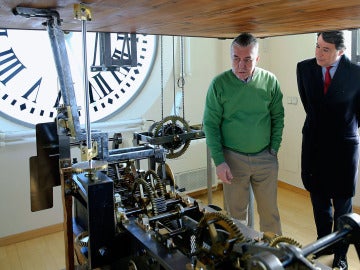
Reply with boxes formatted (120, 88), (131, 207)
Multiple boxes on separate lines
(324, 66), (332, 94)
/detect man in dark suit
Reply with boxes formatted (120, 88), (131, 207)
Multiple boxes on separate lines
(297, 31), (360, 270)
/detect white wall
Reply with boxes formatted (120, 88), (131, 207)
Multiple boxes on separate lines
(1, 33), (360, 238)
(265, 34), (315, 188)
(263, 33), (360, 207)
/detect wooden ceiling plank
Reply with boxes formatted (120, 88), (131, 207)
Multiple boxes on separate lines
(0, 0), (359, 38)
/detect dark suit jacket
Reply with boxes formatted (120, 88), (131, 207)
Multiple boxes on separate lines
(297, 55), (360, 198)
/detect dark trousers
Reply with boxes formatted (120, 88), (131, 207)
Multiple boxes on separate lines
(310, 193), (352, 257)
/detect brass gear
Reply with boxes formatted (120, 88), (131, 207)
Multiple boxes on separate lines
(266, 235), (317, 265)
(156, 163), (176, 190)
(132, 178), (158, 216)
(74, 231), (89, 247)
(148, 121), (158, 134)
(263, 232), (302, 248)
(153, 115), (191, 159)
(196, 212), (245, 258)
(144, 169), (165, 197)
(128, 260), (138, 270)
(268, 235), (302, 248)
(118, 160), (137, 189)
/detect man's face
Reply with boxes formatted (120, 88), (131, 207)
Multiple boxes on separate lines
(231, 44), (259, 80)
(315, 34), (344, 67)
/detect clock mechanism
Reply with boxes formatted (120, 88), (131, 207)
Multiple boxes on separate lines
(21, 5), (360, 270)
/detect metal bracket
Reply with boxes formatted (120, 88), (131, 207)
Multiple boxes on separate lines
(14, 6), (82, 139)
(74, 3), (92, 21)
(13, 6), (62, 26)
(91, 32), (138, 71)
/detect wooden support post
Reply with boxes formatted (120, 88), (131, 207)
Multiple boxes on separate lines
(60, 162), (74, 270)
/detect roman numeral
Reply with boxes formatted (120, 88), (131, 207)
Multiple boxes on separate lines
(89, 68), (132, 103)
(0, 48), (26, 85)
(0, 29), (8, 36)
(53, 90), (62, 109)
(21, 77), (42, 103)
(113, 33), (132, 60)
(89, 72), (114, 102)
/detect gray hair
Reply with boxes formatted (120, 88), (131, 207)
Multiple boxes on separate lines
(232, 33), (258, 48)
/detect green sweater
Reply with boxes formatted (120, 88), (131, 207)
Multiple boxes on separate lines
(203, 68), (284, 166)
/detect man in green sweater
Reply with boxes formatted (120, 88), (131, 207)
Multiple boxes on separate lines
(203, 33), (284, 235)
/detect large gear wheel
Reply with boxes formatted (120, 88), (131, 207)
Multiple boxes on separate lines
(195, 212), (245, 258)
(153, 115), (191, 158)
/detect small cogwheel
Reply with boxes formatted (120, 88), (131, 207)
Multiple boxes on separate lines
(268, 235), (302, 248)
(132, 178), (158, 216)
(75, 231), (89, 247)
(144, 169), (165, 197)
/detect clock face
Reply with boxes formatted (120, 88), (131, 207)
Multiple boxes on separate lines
(0, 29), (157, 127)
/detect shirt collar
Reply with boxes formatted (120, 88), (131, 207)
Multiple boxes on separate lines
(241, 68), (257, 83)
(322, 57), (341, 78)
(322, 57), (341, 71)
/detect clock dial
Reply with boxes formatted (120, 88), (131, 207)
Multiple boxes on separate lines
(0, 29), (157, 127)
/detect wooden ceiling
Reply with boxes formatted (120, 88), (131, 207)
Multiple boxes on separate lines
(0, 0), (359, 38)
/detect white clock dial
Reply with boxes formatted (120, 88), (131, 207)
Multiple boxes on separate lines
(0, 29), (157, 127)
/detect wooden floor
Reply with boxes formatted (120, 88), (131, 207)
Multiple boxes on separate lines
(0, 186), (359, 269)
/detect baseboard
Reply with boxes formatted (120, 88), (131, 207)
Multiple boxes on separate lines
(0, 223), (63, 247)
(278, 180), (310, 197)
(1, 181), (359, 246)
(187, 181), (223, 197)
(190, 180), (360, 215)
(278, 180), (360, 214)
(189, 181), (308, 198)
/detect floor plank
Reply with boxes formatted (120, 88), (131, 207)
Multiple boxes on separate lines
(0, 245), (22, 270)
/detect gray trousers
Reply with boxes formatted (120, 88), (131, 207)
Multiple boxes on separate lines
(223, 148), (282, 235)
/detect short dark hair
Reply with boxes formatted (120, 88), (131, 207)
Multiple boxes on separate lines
(317, 31), (346, 50)
(232, 33), (258, 47)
